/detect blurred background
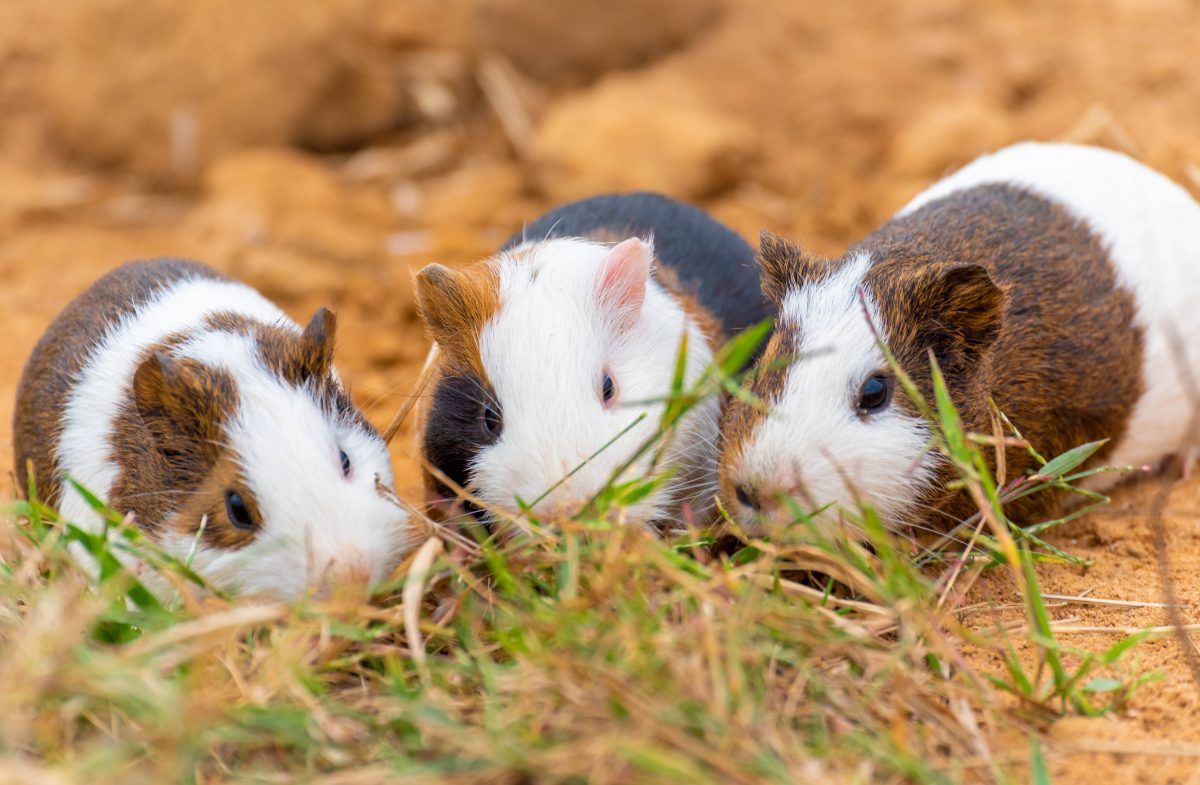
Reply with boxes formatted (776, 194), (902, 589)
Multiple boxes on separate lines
(1, 0), (1198, 497)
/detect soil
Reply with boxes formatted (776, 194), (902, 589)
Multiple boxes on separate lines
(2, 0), (1200, 781)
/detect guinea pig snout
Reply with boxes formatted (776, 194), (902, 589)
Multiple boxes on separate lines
(729, 467), (810, 524)
(537, 491), (589, 520)
(310, 554), (375, 600)
(731, 479), (785, 520)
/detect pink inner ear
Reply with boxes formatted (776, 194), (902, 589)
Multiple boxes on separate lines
(599, 237), (653, 328)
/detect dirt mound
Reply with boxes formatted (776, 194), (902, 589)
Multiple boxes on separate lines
(470, 0), (720, 85)
(531, 72), (755, 200)
(39, 0), (462, 179)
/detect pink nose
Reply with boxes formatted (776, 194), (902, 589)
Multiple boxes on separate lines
(536, 491), (590, 520)
(313, 558), (373, 601)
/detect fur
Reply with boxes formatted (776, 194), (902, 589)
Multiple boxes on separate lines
(723, 253), (940, 526)
(506, 192), (773, 337)
(900, 142), (1200, 490)
(13, 259), (410, 599)
(419, 237), (720, 525)
(418, 191), (770, 529)
(721, 143), (1200, 531)
(471, 238), (720, 523)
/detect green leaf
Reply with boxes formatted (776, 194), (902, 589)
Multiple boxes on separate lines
(729, 546), (761, 566)
(715, 319), (773, 378)
(613, 476), (667, 507)
(1021, 546), (1068, 695)
(1100, 631), (1153, 666)
(1081, 678), (1124, 693)
(1037, 440), (1108, 480)
(1031, 738), (1051, 785)
(929, 356), (968, 467)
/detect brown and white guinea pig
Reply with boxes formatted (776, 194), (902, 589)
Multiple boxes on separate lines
(414, 192), (773, 528)
(12, 259), (411, 599)
(719, 142), (1200, 531)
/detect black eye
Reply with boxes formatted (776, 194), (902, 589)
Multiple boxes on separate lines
(602, 373), (615, 404)
(224, 490), (255, 530)
(338, 448), (351, 479)
(857, 374), (893, 415)
(481, 399), (502, 438)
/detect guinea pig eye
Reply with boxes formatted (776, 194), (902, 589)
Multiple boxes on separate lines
(601, 373), (615, 405)
(481, 400), (502, 438)
(224, 490), (255, 530)
(338, 448), (352, 479)
(856, 374), (894, 415)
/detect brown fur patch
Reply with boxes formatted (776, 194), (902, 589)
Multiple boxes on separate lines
(885, 186), (1144, 521)
(756, 230), (842, 308)
(861, 185), (1144, 522)
(413, 258), (498, 502)
(203, 308), (334, 385)
(250, 307), (336, 387)
(203, 307), (365, 427)
(109, 349), (256, 547)
(414, 262), (500, 379)
(160, 456), (262, 549)
(12, 259), (226, 507)
(721, 184), (1145, 527)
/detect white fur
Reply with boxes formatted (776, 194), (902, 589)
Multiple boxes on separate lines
(471, 237), (719, 525)
(902, 142), (1200, 489)
(729, 142), (1200, 529)
(729, 254), (938, 529)
(57, 274), (409, 599)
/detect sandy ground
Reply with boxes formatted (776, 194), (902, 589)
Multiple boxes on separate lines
(3, 0), (1200, 780)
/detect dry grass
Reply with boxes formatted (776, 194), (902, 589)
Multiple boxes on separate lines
(0, 337), (1163, 784)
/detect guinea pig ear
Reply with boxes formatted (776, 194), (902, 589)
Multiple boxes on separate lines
(297, 307), (337, 381)
(414, 264), (474, 337)
(597, 237), (653, 331)
(917, 264), (1006, 367)
(757, 231), (824, 306)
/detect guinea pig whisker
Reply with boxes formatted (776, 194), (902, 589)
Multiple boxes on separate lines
(375, 477), (479, 554)
(436, 511), (490, 529)
(524, 215), (569, 247)
(117, 488), (206, 502)
(664, 478), (720, 497)
(419, 464), (519, 549)
(894, 516), (973, 548)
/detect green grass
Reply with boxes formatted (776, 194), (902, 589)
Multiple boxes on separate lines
(0, 328), (1160, 783)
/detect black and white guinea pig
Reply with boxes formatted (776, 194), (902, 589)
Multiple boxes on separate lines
(12, 259), (411, 599)
(719, 142), (1200, 530)
(414, 192), (773, 528)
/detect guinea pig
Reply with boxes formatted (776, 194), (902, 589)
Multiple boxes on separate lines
(719, 142), (1200, 531)
(414, 192), (773, 529)
(12, 259), (411, 599)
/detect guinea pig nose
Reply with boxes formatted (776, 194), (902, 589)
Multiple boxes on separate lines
(313, 559), (373, 602)
(734, 483), (761, 512)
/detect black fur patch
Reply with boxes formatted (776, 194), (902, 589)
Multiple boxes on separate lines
(423, 373), (501, 498)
